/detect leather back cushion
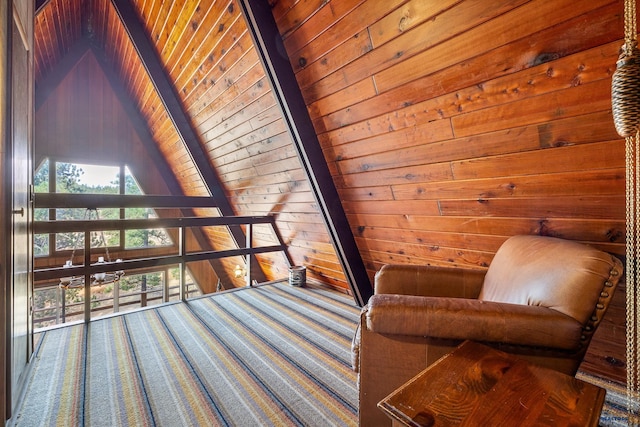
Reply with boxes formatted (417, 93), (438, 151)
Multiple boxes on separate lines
(478, 235), (617, 324)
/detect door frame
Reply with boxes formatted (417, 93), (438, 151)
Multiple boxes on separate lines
(0, 0), (9, 422)
(2, 0), (34, 422)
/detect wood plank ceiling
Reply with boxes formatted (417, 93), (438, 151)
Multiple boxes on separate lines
(34, 0), (626, 300)
(34, 0), (359, 295)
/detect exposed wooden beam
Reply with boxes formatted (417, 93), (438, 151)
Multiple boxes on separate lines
(88, 45), (247, 286)
(35, 38), (91, 111)
(109, 0), (234, 216)
(107, 1), (272, 285)
(239, 0), (373, 306)
(35, 0), (50, 16)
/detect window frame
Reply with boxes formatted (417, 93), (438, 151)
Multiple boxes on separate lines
(34, 158), (173, 258)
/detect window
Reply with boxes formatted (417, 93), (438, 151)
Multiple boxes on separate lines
(34, 159), (172, 256)
(33, 159), (199, 329)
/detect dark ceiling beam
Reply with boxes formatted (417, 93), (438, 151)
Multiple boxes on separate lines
(90, 45), (243, 286)
(238, 0), (373, 306)
(35, 0), (50, 16)
(109, 2), (235, 216)
(90, 45), (190, 199)
(35, 38), (91, 111)
(109, 0), (269, 283)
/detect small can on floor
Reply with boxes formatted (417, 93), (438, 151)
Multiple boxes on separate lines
(288, 266), (306, 287)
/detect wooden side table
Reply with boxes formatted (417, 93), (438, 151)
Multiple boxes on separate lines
(378, 340), (605, 427)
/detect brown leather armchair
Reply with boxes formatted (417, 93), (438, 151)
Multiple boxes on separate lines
(351, 235), (624, 426)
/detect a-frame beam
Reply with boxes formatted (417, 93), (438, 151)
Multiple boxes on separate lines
(109, 0), (232, 213)
(35, 38), (91, 111)
(109, 0), (267, 282)
(239, 0), (373, 306)
(35, 0), (50, 16)
(90, 45), (239, 287)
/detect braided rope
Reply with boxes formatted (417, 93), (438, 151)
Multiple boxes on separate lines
(627, 0), (638, 43)
(613, 0), (640, 137)
(613, 44), (640, 138)
(627, 132), (640, 426)
(615, 1), (640, 423)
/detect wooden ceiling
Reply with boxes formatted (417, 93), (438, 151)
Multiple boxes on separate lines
(34, 0), (360, 296)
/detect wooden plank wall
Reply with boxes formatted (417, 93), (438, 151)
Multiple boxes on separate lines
(272, 0), (627, 383)
(274, 0), (626, 270)
(84, 0), (270, 289)
(125, 0), (348, 289)
(33, 0), (84, 86)
(36, 52), (156, 169)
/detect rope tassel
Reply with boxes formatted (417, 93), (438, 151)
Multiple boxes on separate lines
(613, 42), (640, 138)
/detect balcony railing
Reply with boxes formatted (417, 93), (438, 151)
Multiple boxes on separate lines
(33, 194), (293, 325)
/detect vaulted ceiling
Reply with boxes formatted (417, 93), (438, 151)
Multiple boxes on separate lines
(34, 0), (369, 301)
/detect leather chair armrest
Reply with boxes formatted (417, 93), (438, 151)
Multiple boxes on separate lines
(374, 264), (486, 298)
(365, 294), (583, 351)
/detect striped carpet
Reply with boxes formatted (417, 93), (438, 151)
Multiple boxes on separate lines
(13, 282), (360, 426)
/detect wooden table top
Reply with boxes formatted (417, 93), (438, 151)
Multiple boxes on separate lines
(378, 341), (606, 427)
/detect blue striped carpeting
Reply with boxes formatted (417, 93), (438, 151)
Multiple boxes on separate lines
(14, 282), (360, 426)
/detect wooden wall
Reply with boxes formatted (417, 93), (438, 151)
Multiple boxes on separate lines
(36, 51), (158, 170)
(33, 0), (629, 293)
(79, 0), (627, 293)
(122, 0), (348, 289)
(271, 0), (628, 384)
(273, 0), (626, 272)
(34, 0), (340, 291)
(32, 0), (631, 385)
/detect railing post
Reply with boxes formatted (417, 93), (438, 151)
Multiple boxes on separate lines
(84, 229), (91, 323)
(163, 267), (169, 303)
(179, 225), (186, 301)
(246, 223), (252, 287)
(60, 287), (65, 323)
(113, 274), (120, 313)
